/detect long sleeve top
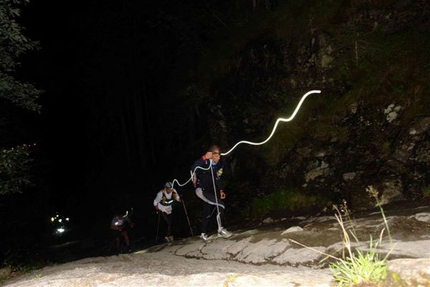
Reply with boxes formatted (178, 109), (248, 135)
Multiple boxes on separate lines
(190, 156), (224, 192)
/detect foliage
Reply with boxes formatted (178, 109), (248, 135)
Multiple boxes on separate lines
(196, 0), (430, 207)
(250, 187), (325, 218)
(287, 185), (401, 285)
(423, 186), (430, 197)
(329, 244), (387, 287)
(0, 0), (42, 195)
(0, 0), (41, 111)
(2, 246), (52, 278)
(328, 186), (392, 287)
(0, 144), (35, 195)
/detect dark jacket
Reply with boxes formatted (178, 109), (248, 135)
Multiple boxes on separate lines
(190, 156), (224, 192)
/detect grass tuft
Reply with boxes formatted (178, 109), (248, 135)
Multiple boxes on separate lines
(290, 185), (395, 287)
(328, 186), (393, 286)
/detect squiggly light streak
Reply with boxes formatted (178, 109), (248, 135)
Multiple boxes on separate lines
(171, 165), (212, 188)
(221, 90), (321, 156)
(170, 90), (321, 188)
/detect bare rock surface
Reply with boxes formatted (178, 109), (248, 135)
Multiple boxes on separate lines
(2, 202), (429, 287)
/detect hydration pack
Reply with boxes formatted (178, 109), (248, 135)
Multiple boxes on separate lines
(161, 189), (177, 206)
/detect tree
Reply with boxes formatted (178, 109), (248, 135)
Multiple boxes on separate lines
(0, 0), (42, 195)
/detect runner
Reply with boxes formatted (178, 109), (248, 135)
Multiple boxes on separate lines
(191, 144), (232, 242)
(153, 182), (181, 242)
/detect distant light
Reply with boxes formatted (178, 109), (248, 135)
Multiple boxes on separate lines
(56, 228), (65, 234)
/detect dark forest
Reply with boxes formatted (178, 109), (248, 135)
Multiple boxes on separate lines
(1, 0), (429, 267)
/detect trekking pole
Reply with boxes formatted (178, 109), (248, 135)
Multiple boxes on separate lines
(181, 196), (194, 237)
(209, 164), (223, 230)
(155, 211), (160, 242)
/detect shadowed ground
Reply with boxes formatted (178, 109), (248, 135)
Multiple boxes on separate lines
(2, 201), (429, 287)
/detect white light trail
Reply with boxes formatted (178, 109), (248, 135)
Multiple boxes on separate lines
(171, 90), (321, 188)
(221, 90), (321, 156)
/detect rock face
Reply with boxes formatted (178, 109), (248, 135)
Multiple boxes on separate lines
(266, 109), (430, 210)
(204, 0), (430, 213)
(2, 201), (429, 287)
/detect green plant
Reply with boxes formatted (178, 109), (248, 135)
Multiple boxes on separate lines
(423, 186), (430, 197)
(223, 274), (238, 287)
(0, 0), (42, 197)
(0, 0), (42, 112)
(250, 188), (324, 217)
(328, 209), (387, 286)
(328, 186), (393, 286)
(290, 186), (395, 287)
(0, 144), (35, 195)
(329, 244), (387, 287)
(2, 245), (53, 279)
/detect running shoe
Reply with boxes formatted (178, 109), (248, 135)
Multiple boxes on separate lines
(218, 228), (232, 238)
(200, 233), (209, 241)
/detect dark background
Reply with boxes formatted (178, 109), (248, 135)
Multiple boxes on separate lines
(11, 0), (221, 256)
(4, 0), (429, 266)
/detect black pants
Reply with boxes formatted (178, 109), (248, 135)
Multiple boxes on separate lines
(160, 211), (173, 237)
(196, 187), (225, 234)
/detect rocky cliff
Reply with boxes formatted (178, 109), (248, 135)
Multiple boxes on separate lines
(192, 0), (430, 215)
